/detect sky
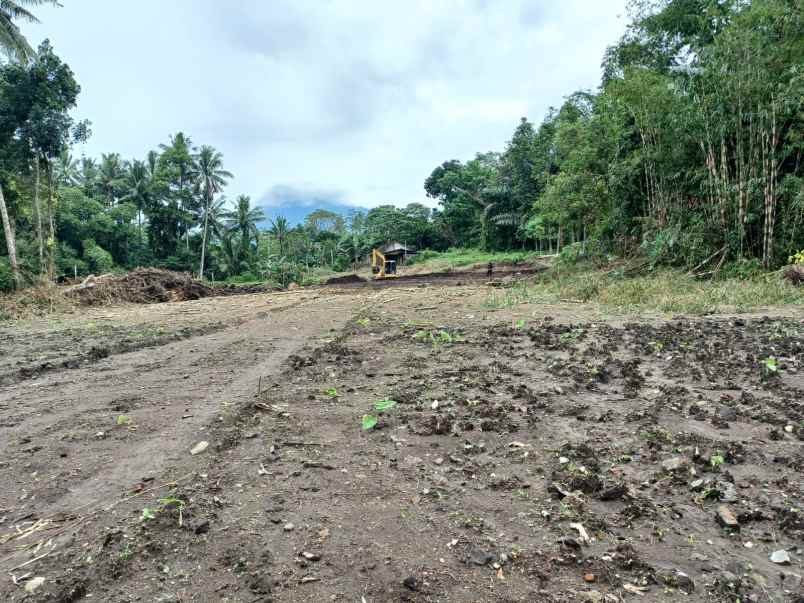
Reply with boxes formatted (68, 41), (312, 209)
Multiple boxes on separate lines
(22, 1), (629, 220)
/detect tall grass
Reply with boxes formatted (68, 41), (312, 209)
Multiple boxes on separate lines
(484, 267), (804, 314)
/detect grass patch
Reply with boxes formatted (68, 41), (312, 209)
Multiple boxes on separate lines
(484, 266), (804, 314)
(408, 248), (545, 270)
(0, 283), (78, 322)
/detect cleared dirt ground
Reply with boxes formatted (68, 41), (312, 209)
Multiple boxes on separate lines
(0, 283), (802, 602)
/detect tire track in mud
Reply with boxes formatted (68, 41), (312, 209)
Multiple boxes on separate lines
(0, 293), (360, 599)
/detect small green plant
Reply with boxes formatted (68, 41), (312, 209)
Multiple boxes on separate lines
(761, 357), (779, 376)
(414, 329), (458, 348)
(709, 454), (725, 470)
(324, 388), (339, 398)
(158, 497), (186, 527)
(141, 497), (186, 526)
(515, 319), (526, 329)
(788, 249), (804, 265)
(362, 399), (398, 430)
(116, 415), (132, 426)
(356, 317), (371, 328)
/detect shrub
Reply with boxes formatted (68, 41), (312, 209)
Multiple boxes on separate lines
(82, 240), (115, 274)
(0, 258), (14, 292)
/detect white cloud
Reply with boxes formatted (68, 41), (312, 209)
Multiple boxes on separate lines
(22, 0), (627, 210)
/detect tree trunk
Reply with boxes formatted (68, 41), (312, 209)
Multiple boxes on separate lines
(33, 159), (44, 271)
(46, 160), (56, 280)
(198, 192), (210, 279)
(0, 184), (21, 288)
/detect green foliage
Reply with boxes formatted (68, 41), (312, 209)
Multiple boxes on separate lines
(362, 399), (398, 430)
(709, 454), (725, 470)
(82, 239), (114, 273)
(116, 415), (131, 426)
(324, 388), (339, 398)
(761, 357), (779, 376)
(0, 258), (13, 292)
(373, 399), (397, 411)
(790, 250), (804, 265)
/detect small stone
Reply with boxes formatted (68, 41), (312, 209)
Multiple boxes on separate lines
(283, 522), (295, 532)
(194, 520), (210, 535)
(769, 549), (791, 565)
(301, 551), (321, 561)
(662, 457), (688, 472)
(716, 481), (738, 503)
(401, 456), (423, 469)
(24, 577), (45, 593)
(690, 479), (706, 492)
(718, 406), (737, 421)
(190, 441), (209, 455)
(467, 548), (495, 566)
(582, 592), (603, 603)
(716, 505), (739, 529)
(434, 457), (444, 465)
(95, 431), (106, 439)
(403, 576), (419, 591)
(785, 425), (794, 433)
(599, 483), (627, 501)
(584, 573), (597, 583)
(559, 456), (570, 465)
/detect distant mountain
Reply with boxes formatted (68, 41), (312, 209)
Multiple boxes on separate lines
(257, 200), (365, 228)
(255, 184), (370, 227)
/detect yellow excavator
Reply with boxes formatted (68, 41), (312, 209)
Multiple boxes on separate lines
(371, 248), (398, 279)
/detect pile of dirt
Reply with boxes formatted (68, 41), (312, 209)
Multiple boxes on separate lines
(324, 273), (367, 285)
(65, 268), (215, 306)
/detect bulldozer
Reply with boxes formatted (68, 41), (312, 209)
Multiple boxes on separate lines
(371, 248), (398, 279)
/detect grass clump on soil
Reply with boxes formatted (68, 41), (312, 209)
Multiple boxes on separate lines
(407, 248), (544, 270)
(484, 265), (804, 314)
(0, 281), (78, 321)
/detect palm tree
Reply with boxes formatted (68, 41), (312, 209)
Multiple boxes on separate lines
(54, 150), (79, 186)
(122, 160), (152, 249)
(269, 215), (290, 257)
(195, 145), (232, 279)
(0, 1), (57, 63)
(224, 195), (265, 263)
(77, 157), (99, 197)
(98, 153), (125, 206)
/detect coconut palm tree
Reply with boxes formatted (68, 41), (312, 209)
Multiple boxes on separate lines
(195, 145), (232, 279)
(98, 152), (125, 206)
(122, 159), (152, 248)
(269, 215), (290, 257)
(0, 1), (57, 63)
(77, 157), (99, 197)
(54, 150), (79, 186)
(224, 195), (265, 263)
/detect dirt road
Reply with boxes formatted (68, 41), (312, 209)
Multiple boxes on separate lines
(0, 285), (802, 602)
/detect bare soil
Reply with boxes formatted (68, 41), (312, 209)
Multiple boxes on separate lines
(0, 283), (802, 602)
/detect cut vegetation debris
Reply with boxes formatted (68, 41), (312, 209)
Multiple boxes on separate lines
(65, 268), (217, 305)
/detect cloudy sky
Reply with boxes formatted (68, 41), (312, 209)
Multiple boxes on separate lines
(23, 1), (628, 217)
